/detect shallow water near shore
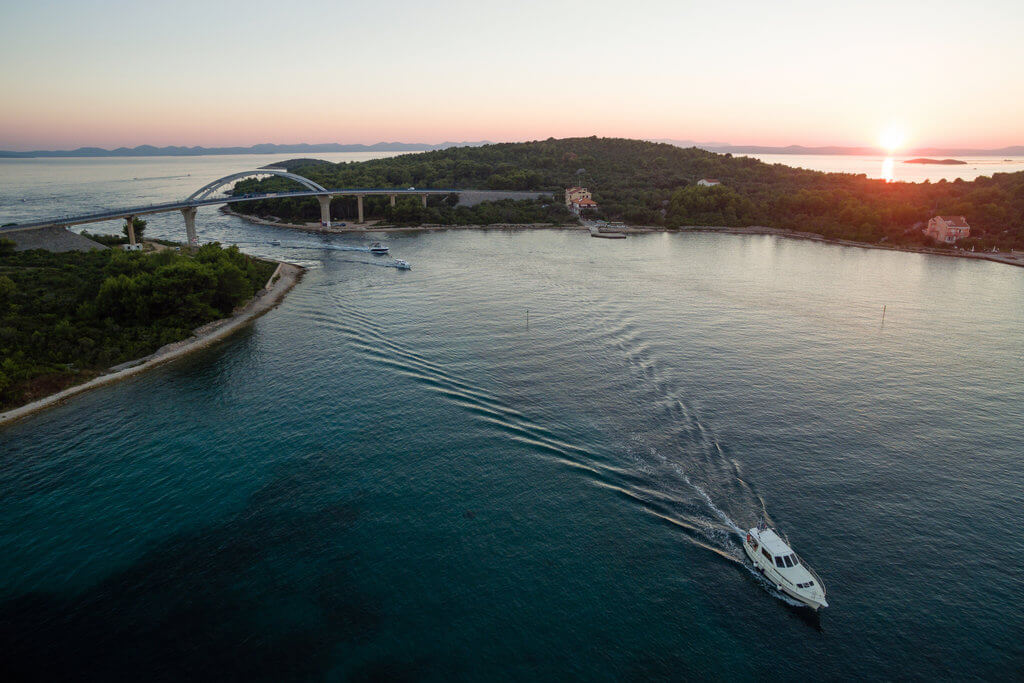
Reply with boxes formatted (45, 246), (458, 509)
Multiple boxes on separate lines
(2, 157), (1024, 679)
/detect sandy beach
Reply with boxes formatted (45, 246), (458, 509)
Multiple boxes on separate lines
(0, 261), (305, 427)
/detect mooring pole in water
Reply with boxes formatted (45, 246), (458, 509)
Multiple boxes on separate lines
(882, 305), (886, 322)
(526, 309), (529, 328)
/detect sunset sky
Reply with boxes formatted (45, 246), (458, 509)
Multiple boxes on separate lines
(1, 0), (1022, 151)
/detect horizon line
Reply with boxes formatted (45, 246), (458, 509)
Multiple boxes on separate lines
(1, 138), (1023, 158)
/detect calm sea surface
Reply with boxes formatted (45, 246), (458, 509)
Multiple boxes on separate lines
(1, 156), (1023, 680)
(746, 153), (1024, 182)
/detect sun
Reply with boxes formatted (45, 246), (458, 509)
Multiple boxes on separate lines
(878, 124), (907, 154)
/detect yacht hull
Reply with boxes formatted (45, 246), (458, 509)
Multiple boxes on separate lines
(743, 537), (827, 610)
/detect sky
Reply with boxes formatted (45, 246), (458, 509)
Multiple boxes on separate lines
(1, 0), (1022, 151)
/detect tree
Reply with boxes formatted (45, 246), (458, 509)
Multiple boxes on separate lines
(0, 238), (14, 255)
(123, 217), (147, 243)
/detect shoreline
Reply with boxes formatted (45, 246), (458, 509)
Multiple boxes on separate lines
(0, 260), (305, 428)
(678, 225), (1024, 268)
(219, 205), (584, 234)
(224, 206), (1024, 269)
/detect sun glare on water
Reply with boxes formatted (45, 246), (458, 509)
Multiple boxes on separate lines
(878, 124), (908, 182)
(881, 157), (895, 182)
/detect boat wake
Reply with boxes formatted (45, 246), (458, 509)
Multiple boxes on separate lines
(311, 282), (787, 595)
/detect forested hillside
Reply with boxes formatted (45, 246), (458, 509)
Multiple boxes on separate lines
(232, 137), (1024, 249)
(0, 241), (276, 410)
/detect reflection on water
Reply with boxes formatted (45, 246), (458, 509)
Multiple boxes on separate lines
(743, 153), (1024, 182)
(881, 157), (895, 182)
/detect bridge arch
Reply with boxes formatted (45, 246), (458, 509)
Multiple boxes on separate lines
(186, 169), (328, 201)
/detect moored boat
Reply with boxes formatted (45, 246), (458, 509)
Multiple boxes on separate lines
(589, 225), (626, 239)
(742, 520), (828, 609)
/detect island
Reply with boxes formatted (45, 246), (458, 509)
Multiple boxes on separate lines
(904, 158), (968, 165)
(227, 137), (1024, 253)
(0, 238), (301, 419)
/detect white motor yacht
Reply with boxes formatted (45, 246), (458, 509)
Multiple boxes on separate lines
(369, 242), (389, 254)
(393, 259), (411, 270)
(743, 520), (828, 609)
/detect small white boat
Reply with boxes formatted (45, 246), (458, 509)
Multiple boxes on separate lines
(269, 239), (281, 246)
(393, 259), (411, 270)
(743, 520), (828, 609)
(369, 242), (389, 254)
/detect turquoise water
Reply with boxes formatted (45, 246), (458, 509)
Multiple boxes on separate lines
(2, 159), (1024, 679)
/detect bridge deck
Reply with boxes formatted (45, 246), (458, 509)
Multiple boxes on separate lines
(1, 188), (460, 232)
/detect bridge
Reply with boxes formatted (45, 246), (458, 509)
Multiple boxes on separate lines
(0, 168), (461, 247)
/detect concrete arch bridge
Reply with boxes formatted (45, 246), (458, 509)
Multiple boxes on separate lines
(1, 168), (460, 247)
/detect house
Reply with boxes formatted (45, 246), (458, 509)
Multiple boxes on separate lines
(925, 215), (970, 243)
(697, 178), (721, 187)
(565, 187), (598, 215)
(565, 186), (592, 206)
(570, 197), (598, 215)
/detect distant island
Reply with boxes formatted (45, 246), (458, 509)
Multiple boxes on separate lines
(904, 158), (968, 165)
(228, 137), (1024, 253)
(658, 141), (1024, 157)
(0, 141), (489, 159)
(3, 140), (1022, 159)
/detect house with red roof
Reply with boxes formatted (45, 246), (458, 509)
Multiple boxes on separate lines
(566, 187), (597, 214)
(570, 197), (598, 214)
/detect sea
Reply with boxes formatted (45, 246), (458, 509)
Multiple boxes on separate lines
(747, 154), (1024, 183)
(1, 154), (1023, 680)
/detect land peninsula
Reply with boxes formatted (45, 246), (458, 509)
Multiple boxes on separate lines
(0, 239), (300, 419)
(228, 137), (1024, 253)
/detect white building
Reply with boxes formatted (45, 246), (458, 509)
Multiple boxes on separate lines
(697, 178), (721, 187)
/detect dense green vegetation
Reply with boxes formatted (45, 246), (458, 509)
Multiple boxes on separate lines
(233, 189), (572, 227)
(0, 242), (276, 410)
(231, 137), (1024, 250)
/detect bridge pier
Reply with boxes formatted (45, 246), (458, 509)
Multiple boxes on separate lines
(317, 195), (333, 228)
(126, 214), (137, 245)
(357, 195), (364, 223)
(181, 207), (198, 248)
(421, 194), (427, 208)
(389, 194), (396, 207)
